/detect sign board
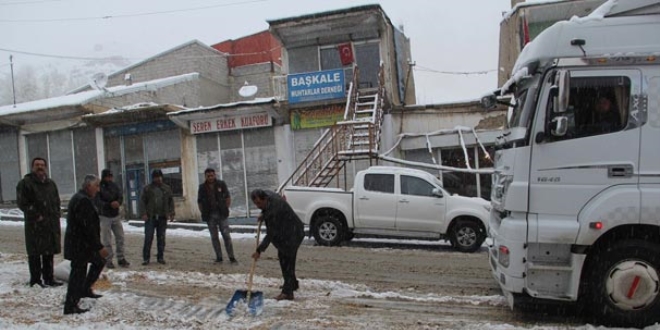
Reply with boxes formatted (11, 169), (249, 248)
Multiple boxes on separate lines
(290, 105), (345, 130)
(287, 69), (345, 104)
(190, 112), (272, 134)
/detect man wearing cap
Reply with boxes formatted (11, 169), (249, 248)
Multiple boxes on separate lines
(97, 169), (129, 269)
(139, 169), (175, 265)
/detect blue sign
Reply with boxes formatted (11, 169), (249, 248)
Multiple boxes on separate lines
(287, 69), (345, 104)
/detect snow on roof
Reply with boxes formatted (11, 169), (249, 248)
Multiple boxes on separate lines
(502, 0), (565, 21)
(0, 73), (199, 118)
(168, 97), (276, 116)
(87, 102), (162, 117)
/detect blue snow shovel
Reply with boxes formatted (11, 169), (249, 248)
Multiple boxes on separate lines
(226, 220), (264, 317)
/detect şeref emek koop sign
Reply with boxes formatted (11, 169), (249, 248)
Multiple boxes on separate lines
(287, 69), (345, 104)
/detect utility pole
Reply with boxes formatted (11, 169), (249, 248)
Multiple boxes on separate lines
(9, 55), (16, 107)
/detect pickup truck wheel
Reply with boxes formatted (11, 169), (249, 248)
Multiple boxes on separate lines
(584, 240), (660, 327)
(450, 219), (484, 253)
(312, 215), (343, 246)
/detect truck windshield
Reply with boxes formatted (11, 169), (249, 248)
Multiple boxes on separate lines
(508, 86), (535, 129)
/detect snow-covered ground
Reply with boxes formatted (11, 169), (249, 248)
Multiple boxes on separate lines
(1, 210), (659, 329)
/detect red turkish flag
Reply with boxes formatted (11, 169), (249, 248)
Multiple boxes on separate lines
(338, 43), (354, 66)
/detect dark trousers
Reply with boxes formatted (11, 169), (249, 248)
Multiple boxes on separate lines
(28, 254), (55, 284)
(207, 213), (234, 260)
(143, 216), (167, 262)
(277, 242), (302, 295)
(64, 253), (105, 309)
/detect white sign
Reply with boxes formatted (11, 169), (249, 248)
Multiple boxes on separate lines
(190, 112), (272, 134)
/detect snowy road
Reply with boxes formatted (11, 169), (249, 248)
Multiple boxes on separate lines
(0, 220), (655, 329)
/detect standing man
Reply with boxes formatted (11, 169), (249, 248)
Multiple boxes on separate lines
(250, 189), (305, 301)
(197, 168), (236, 263)
(140, 169), (175, 265)
(97, 169), (130, 269)
(16, 157), (63, 288)
(64, 175), (109, 315)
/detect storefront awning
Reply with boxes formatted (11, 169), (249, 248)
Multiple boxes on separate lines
(82, 103), (183, 126)
(168, 98), (281, 132)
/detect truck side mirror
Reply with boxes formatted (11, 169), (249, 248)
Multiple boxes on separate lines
(432, 188), (444, 198)
(553, 70), (570, 113)
(480, 94), (498, 110)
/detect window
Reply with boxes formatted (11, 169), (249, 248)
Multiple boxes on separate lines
(0, 129), (19, 202)
(363, 173), (394, 193)
(149, 161), (182, 197)
(549, 75), (631, 140)
(354, 42), (380, 89)
(441, 148), (478, 197)
(320, 46), (354, 87)
(401, 175), (435, 197)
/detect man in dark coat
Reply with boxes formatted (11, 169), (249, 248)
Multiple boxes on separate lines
(250, 189), (305, 301)
(64, 174), (109, 315)
(197, 168), (236, 263)
(140, 169), (175, 265)
(16, 157), (63, 288)
(97, 169), (129, 269)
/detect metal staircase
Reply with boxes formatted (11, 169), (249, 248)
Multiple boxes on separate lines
(278, 64), (385, 191)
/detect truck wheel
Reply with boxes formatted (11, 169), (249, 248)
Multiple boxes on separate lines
(449, 219), (484, 253)
(584, 240), (660, 327)
(312, 215), (343, 246)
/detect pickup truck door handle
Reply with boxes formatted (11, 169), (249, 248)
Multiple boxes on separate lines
(358, 196), (369, 200)
(399, 199), (409, 203)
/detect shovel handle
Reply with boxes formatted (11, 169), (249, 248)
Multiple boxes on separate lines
(246, 219), (262, 302)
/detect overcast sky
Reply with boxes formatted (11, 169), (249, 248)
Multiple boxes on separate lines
(0, 0), (543, 104)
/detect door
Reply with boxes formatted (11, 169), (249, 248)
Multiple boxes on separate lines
(125, 168), (145, 219)
(529, 69), (641, 240)
(395, 175), (446, 232)
(354, 173), (397, 229)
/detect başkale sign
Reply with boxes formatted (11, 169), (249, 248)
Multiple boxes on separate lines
(287, 69), (345, 104)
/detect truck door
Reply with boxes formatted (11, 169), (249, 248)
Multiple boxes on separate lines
(354, 173), (397, 229)
(395, 174), (446, 232)
(529, 69), (641, 244)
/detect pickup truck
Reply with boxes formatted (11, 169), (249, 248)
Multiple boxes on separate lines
(283, 166), (491, 252)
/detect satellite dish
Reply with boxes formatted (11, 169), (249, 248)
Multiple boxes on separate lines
(238, 81), (258, 98)
(90, 72), (108, 91)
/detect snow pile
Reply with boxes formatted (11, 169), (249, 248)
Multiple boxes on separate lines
(0, 251), (518, 330)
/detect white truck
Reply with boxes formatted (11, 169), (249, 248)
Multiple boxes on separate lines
(481, 0), (660, 327)
(283, 166), (490, 252)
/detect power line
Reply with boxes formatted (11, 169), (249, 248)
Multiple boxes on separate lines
(0, 0), (267, 23)
(0, 46), (281, 61)
(0, 0), (64, 6)
(0, 47), (141, 60)
(414, 64), (496, 76)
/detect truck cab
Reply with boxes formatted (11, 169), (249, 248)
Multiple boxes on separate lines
(483, 2), (660, 327)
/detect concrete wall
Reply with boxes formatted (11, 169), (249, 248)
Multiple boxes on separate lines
(498, 10), (522, 87)
(229, 62), (282, 102)
(108, 42), (229, 87)
(176, 130), (199, 220)
(393, 102), (506, 135)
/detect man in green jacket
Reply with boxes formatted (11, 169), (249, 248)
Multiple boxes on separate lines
(139, 169), (175, 265)
(16, 157), (63, 288)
